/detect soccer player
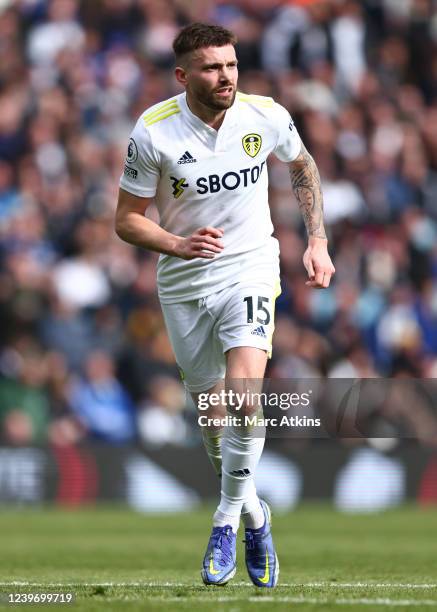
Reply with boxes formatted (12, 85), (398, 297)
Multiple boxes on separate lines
(115, 22), (335, 587)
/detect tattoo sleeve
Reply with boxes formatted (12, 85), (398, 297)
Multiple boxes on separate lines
(289, 142), (326, 239)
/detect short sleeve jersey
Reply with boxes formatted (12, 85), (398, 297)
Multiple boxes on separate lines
(119, 92), (301, 303)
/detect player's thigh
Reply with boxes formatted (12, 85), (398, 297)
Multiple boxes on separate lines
(161, 300), (225, 393)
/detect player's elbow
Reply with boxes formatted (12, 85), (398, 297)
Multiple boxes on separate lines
(114, 212), (129, 242)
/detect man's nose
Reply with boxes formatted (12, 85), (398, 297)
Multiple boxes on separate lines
(219, 67), (231, 81)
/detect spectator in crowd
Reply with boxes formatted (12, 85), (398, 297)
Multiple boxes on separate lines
(68, 350), (135, 443)
(137, 375), (190, 448)
(67, 350), (136, 443)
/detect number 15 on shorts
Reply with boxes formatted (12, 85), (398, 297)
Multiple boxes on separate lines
(243, 295), (271, 325)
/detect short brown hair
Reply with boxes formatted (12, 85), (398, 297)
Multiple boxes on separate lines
(173, 23), (237, 63)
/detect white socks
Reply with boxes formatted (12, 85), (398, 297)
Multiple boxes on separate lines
(212, 509), (240, 533)
(241, 486), (265, 529)
(203, 422), (265, 531)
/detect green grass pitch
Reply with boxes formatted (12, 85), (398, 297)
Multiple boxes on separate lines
(1, 505), (437, 611)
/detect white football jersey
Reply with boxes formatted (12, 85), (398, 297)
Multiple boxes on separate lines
(119, 91), (301, 303)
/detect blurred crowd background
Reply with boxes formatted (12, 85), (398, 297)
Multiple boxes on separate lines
(0, 0), (436, 451)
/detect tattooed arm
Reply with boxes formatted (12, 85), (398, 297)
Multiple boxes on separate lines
(289, 142), (326, 239)
(289, 142), (335, 288)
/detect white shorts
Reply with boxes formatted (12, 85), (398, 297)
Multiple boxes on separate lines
(161, 278), (281, 393)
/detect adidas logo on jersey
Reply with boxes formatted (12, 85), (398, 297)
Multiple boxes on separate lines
(177, 151), (197, 164)
(251, 325), (267, 338)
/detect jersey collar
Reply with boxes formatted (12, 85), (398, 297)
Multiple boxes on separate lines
(179, 92), (238, 150)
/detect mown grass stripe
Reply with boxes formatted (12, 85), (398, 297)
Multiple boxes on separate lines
(82, 595), (437, 607)
(1, 581), (437, 589)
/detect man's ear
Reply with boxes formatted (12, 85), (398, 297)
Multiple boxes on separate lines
(175, 67), (187, 87)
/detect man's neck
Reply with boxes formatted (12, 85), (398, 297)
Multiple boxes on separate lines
(186, 93), (227, 131)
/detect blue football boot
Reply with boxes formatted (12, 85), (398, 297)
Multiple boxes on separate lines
(244, 499), (279, 587)
(201, 525), (237, 586)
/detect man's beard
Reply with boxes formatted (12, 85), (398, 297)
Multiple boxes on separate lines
(196, 86), (236, 111)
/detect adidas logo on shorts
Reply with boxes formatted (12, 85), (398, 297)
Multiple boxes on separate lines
(251, 325), (267, 338)
(177, 150), (197, 164)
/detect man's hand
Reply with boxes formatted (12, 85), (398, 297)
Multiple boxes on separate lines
(174, 226), (224, 260)
(303, 236), (335, 288)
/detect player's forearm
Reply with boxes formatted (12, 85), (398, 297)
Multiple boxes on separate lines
(115, 212), (180, 257)
(289, 143), (327, 241)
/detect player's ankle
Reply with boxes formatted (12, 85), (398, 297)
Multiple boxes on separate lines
(213, 509), (240, 533)
(241, 498), (265, 529)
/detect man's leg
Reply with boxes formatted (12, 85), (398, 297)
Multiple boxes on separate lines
(191, 380), (225, 478)
(219, 347), (279, 588)
(193, 376), (265, 532)
(224, 348), (279, 587)
(197, 348), (268, 586)
(213, 347), (267, 532)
